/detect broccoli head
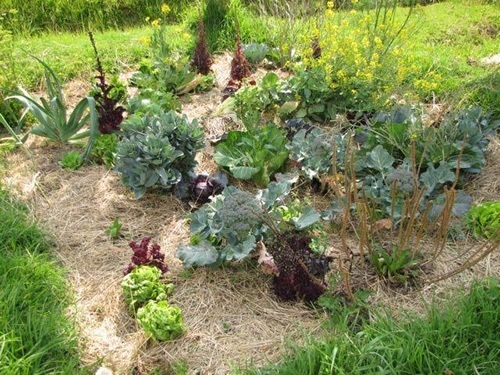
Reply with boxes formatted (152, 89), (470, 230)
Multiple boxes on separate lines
(214, 188), (264, 240)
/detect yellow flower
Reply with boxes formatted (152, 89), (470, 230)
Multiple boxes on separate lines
(352, 0), (359, 3)
(151, 18), (160, 27)
(327, 1), (334, 9)
(161, 4), (170, 14)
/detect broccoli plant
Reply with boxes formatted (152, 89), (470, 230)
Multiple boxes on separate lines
(177, 186), (266, 266)
(177, 181), (322, 267)
(115, 110), (205, 198)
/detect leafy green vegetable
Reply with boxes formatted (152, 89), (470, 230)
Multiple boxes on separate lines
(121, 266), (171, 311)
(288, 127), (348, 180)
(465, 201), (500, 239)
(176, 182), (323, 267)
(105, 218), (122, 240)
(213, 124), (289, 186)
(136, 300), (185, 341)
(115, 110), (204, 198)
(91, 133), (118, 169)
(243, 43), (270, 64)
(59, 150), (82, 170)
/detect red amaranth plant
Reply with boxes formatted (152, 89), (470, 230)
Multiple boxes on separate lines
(230, 37), (251, 82)
(89, 31), (125, 134)
(124, 237), (168, 275)
(191, 18), (213, 75)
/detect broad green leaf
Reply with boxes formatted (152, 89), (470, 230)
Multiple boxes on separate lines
(224, 235), (256, 261)
(262, 72), (279, 88)
(230, 166), (260, 180)
(366, 145), (395, 174)
(176, 241), (219, 267)
(420, 164), (455, 195)
(293, 206), (320, 230)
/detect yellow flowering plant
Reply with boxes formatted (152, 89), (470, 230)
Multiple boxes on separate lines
(292, 0), (416, 118)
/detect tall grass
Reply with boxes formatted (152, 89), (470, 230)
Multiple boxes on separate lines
(238, 278), (500, 374)
(0, 0), (192, 35)
(0, 189), (82, 374)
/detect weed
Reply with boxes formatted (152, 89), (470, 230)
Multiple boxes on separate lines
(106, 218), (122, 241)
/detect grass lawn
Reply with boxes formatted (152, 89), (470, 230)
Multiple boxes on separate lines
(0, 189), (83, 374)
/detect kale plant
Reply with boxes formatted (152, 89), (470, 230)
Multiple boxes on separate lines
(288, 127), (349, 180)
(115, 110), (204, 198)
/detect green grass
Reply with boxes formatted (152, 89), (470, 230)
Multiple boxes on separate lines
(404, 0), (499, 113)
(237, 278), (500, 374)
(3, 0), (496, 115)
(0, 189), (83, 374)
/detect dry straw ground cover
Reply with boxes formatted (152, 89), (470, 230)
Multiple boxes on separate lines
(2, 55), (499, 375)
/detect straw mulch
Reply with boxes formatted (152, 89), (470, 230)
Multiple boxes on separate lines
(2, 54), (499, 374)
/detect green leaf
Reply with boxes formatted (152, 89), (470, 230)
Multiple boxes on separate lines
(420, 164), (455, 195)
(262, 72), (279, 88)
(366, 145), (395, 175)
(224, 235), (256, 261)
(293, 206), (320, 230)
(231, 166), (261, 180)
(136, 300), (185, 341)
(176, 241), (219, 267)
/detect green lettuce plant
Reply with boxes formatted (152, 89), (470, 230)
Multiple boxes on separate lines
(213, 124), (289, 187)
(91, 133), (118, 169)
(136, 300), (185, 341)
(465, 202), (500, 239)
(121, 265), (171, 311)
(115, 110), (204, 198)
(59, 150), (83, 170)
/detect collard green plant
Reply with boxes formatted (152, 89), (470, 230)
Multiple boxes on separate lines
(115, 110), (204, 199)
(136, 300), (185, 341)
(121, 266), (171, 311)
(213, 124), (289, 186)
(465, 202), (500, 239)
